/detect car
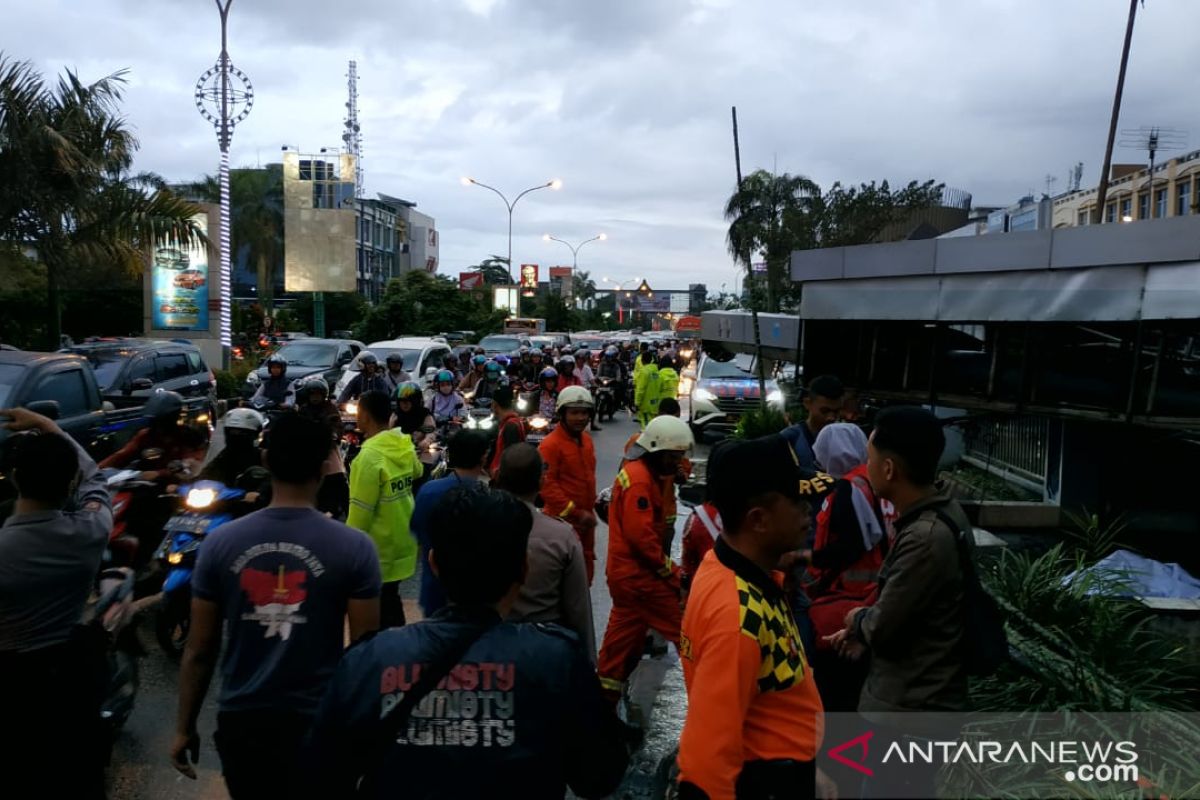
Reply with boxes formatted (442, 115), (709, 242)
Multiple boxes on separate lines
(243, 337), (365, 397)
(438, 331), (474, 346)
(332, 337), (453, 399)
(64, 338), (218, 411)
(173, 269), (206, 290)
(479, 334), (531, 356)
(688, 351), (785, 440)
(154, 247), (189, 270)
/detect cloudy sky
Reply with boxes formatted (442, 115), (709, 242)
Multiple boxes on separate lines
(9, 0), (1200, 292)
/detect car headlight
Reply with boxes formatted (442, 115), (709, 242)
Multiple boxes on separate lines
(185, 488), (217, 509)
(693, 388), (717, 403)
(767, 390), (784, 406)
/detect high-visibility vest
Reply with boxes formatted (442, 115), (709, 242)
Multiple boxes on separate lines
(810, 464), (885, 598)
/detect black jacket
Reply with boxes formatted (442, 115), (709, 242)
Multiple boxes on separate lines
(338, 372), (391, 404)
(306, 605), (627, 799)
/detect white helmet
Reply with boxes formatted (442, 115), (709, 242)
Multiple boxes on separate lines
(224, 407), (265, 434)
(555, 385), (594, 412)
(636, 415), (694, 453)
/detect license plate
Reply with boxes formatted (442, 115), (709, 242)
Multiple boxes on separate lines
(165, 515), (211, 533)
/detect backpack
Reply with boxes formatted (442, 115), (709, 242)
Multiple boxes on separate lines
(930, 504), (1008, 677)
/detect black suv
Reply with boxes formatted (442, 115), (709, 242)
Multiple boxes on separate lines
(243, 337), (365, 397)
(65, 338), (217, 411)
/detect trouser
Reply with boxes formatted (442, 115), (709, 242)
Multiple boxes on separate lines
(214, 709), (313, 799)
(317, 472), (349, 520)
(597, 581), (681, 701)
(380, 580), (408, 628)
(0, 634), (107, 800)
(573, 523), (596, 585)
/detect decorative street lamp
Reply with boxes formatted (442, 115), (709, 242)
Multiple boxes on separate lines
(603, 276), (642, 325)
(195, 0), (253, 368)
(462, 176), (561, 284)
(541, 233), (606, 271)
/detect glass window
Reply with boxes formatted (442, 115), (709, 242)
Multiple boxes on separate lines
(187, 351), (206, 373)
(274, 342), (338, 367)
(1177, 181), (1192, 216)
(1138, 192), (1150, 220)
(83, 350), (132, 391)
(0, 363), (27, 407)
(1155, 188), (1168, 218)
(30, 369), (89, 417)
(1119, 197), (1132, 221)
(702, 358), (754, 379)
(128, 356), (155, 384)
(1105, 203), (1116, 223)
(156, 353), (191, 381)
(1077, 209), (1089, 226)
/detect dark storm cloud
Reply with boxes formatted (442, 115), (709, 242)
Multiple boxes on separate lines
(9, 0), (1200, 288)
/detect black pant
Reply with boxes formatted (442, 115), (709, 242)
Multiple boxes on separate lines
(214, 710), (313, 799)
(317, 472), (349, 520)
(381, 580), (408, 628)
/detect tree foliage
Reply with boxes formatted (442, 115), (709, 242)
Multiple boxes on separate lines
(352, 271), (505, 343)
(0, 55), (206, 347)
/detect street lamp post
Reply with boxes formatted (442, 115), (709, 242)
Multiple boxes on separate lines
(544, 233), (606, 309)
(462, 176), (562, 284)
(195, 0), (253, 369)
(603, 276), (642, 325)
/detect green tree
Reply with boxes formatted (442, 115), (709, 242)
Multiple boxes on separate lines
(291, 291), (368, 336)
(572, 269), (598, 309)
(465, 255), (513, 286)
(813, 179), (946, 247)
(724, 170), (820, 313)
(0, 56), (206, 347)
(353, 271), (505, 343)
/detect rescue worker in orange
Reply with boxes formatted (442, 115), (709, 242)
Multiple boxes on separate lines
(537, 386), (599, 584)
(596, 415), (694, 706)
(620, 397), (689, 550)
(677, 434), (836, 800)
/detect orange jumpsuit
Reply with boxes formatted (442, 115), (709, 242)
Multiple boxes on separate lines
(620, 432), (690, 549)
(596, 457), (681, 699)
(537, 425), (598, 583)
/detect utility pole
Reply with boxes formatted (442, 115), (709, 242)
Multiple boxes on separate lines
(1093, 0), (1140, 225)
(732, 106), (768, 402)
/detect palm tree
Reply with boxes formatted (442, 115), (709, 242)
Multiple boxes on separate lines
(472, 255), (512, 286)
(573, 269), (597, 309)
(0, 56), (205, 347)
(724, 169), (820, 313)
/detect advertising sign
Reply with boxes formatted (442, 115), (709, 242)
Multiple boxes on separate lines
(520, 263), (539, 296)
(674, 315), (702, 335)
(151, 214), (210, 331)
(549, 267), (572, 280)
(493, 286), (519, 315)
(630, 294), (670, 312)
(459, 271), (484, 290)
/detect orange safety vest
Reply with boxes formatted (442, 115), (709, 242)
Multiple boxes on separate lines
(809, 464), (885, 598)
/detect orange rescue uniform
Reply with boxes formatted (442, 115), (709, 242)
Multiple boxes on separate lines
(677, 539), (824, 799)
(621, 431), (690, 549)
(537, 424), (598, 583)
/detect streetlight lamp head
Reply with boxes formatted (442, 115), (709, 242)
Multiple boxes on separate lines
(543, 234), (551, 241)
(460, 176), (473, 186)
(598, 233), (608, 241)
(549, 179), (563, 190)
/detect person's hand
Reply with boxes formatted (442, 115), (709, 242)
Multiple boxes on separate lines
(824, 628), (868, 661)
(0, 407), (57, 433)
(244, 491), (260, 503)
(816, 767), (839, 800)
(843, 606), (866, 630)
(169, 728), (201, 779)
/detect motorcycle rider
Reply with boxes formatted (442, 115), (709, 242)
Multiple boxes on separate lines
(392, 381), (435, 447)
(99, 391), (207, 481)
(460, 354), (488, 394)
(0, 406), (113, 798)
(429, 369), (467, 423)
(294, 375), (349, 520)
(382, 353), (411, 394)
(596, 346), (627, 419)
(524, 348), (546, 385)
(198, 408), (265, 487)
(518, 346), (533, 380)
(596, 415), (694, 707)
(251, 353), (293, 407)
(338, 351), (390, 404)
(533, 366), (559, 419)
(556, 356), (583, 392)
(474, 360), (505, 403)
(538, 387), (598, 585)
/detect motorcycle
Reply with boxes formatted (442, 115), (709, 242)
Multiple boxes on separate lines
(595, 377), (618, 422)
(82, 565), (139, 761)
(339, 401), (362, 466)
(525, 414), (553, 446)
(153, 480), (249, 657)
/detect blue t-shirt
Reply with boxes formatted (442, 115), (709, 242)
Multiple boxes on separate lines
(411, 473), (480, 615)
(780, 423), (818, 472)
(192, 506), (382, 714)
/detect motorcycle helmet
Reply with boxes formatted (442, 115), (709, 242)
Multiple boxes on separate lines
(485, 361), (503, 378)
(560, 345), (574, 356)
(436, 369), (456, 385)
(472, 354), (488, 368)
(297, 374), (329, 401)
(224, 407), (265, 434)
(359, 351), (379, 372)
(395, 381), (422, 402)
(265, 353), (287, 375)
(386, 353), (406, 369)
(604, 346), (618, 359)
(557, 356), (574, 371)
(574, 350), (590, 362)
(519, 346), (530, 357)
(493, 354), (511, 369)
(530, 350), (543, 362)
(144, 390), (184, 423)
(538, 366), (559, 386)
(555, 385), (594, 412)
(636, 415), (694, 453)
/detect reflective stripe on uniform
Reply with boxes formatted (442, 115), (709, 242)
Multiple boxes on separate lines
(616, 469), (631, 490)
(598, 676), (624, 693)
(657, 555), (675, 578)
(559, 500), (575, 518)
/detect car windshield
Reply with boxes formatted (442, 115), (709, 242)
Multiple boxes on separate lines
(480, 336), (520, 352)
(0, 363), (24, 407)
(274, 342), (337, 367)
(701, 358), (754, 380)
(82, 350), (131, 390)
(530, 337), (555, 348)
(574, 339), (605, 350)
(350, 348), (420, 372)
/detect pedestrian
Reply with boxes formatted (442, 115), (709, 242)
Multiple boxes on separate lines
(347, 390), (424, 627)
(824, 406), (969, 797)
(634, 350), (661, 428)
(409, 428), (491, 616)
(493, 443), (596, 662)
(538, 386), (599, 584)
(596, 415), (693, 706)
(676, 434), (835, 800)
(171, 413), (381, 797)
(0, 408), (112, 799)
(306, 485), (629, 799)
(487, 382), (526, 476)
(656, 354), (680, 406)
(780, 374), (844, 471)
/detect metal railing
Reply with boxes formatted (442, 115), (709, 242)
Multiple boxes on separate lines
(963, 415), (1049, 489)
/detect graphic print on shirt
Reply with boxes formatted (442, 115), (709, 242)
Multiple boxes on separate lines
(379, 661), (517, 748)
(231, 542), (327, 640)
(737, 575), (806, 692)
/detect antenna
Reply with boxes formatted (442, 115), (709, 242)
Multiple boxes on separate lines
(1119, 126), (1186, 217)
(1044, 174), (1058, 196)
(343, 60), (364, 198)
(1069, 162), (1084, 192)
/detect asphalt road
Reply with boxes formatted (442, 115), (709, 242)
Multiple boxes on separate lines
(105, 406), (702, 799)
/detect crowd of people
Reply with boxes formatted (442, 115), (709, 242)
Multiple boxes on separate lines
(0, 348), (981, 798)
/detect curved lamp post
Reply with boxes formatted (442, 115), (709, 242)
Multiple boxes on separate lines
(603, 276), (642, 325)
(461, 176), (562, 283)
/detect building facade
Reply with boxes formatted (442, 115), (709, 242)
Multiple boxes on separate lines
(1052, 149), (1200, 228)
(355, 196), (407, 303)
(393, 201), (439, 275)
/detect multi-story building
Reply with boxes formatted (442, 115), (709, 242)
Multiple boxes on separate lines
(354, 195), (407, 303)
(390, 200), (439, 274)
(1052, 149), (1200, 228)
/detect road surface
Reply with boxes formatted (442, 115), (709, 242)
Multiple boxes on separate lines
(105, 406), (699, 799)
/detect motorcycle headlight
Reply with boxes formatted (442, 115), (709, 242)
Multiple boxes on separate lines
(517, 398), (529, 412)
(343, 401), (358, 416)
(480, 418), (494, 430)
(185, 488), (217, 509)
(693, 388), (717, 403)
(767, 390), (784, 406)
(167, 552), (184, 565)
(530, 416), (549, 430)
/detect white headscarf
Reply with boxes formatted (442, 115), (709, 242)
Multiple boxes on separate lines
(813, 422), (869, 479)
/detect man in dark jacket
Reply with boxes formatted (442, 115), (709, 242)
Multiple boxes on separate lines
(307, 484), (627, 799)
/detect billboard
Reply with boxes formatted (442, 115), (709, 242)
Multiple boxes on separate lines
(282, 151), (358, 293)
(549, 267), (572, 280)
(151, 214), (210, 331)
(459, 271), (484, 290)
(549, 266), (573, 299)
(628, 294), (670, 312)
(670, 293), (691, 313)
(493, 286), (519, 314)
(519, 263), (538, 296)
